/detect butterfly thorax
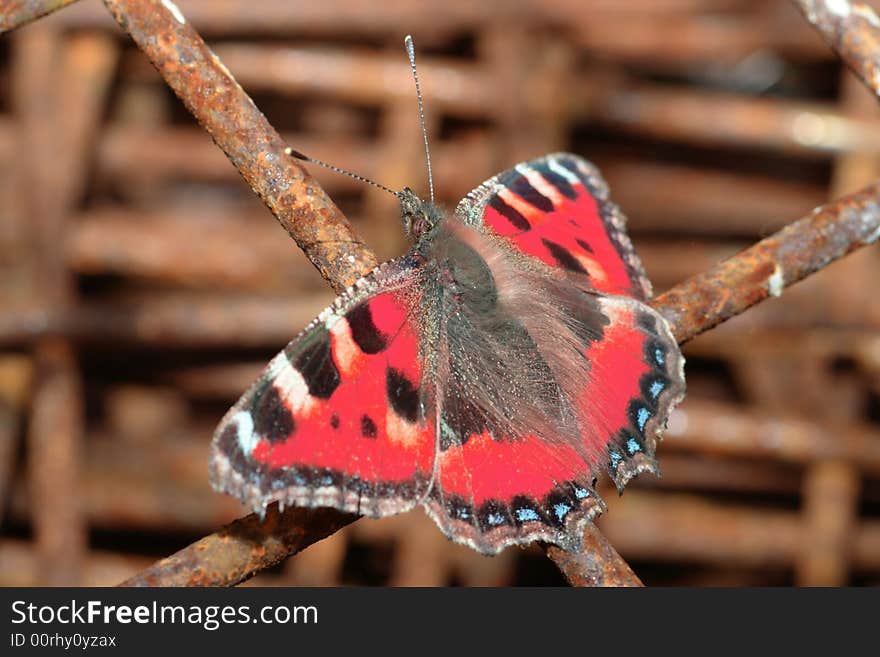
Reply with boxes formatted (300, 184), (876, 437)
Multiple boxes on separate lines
(410, 216), (595, 462)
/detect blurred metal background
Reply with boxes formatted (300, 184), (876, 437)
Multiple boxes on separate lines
(1, 0), (879, 586)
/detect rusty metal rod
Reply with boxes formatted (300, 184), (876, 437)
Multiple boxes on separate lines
(653, 181), (880, 343)
(545, 526), (643, 587)
(119, 504), (357, 587)
(666, 399), (880, 473)
(794, 0), (880, 98)
(101, 0), (376, 293)
(103, 0), (873, 587)
(0, 0), (81, 33)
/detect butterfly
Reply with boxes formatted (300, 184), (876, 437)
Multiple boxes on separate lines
(209, 149), (686, 555)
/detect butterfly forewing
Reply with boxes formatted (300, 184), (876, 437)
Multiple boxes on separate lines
(209, 258), (436, 517)
(456, 153), (652, 299)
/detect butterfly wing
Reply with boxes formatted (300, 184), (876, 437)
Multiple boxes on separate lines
(210, 257), (436, 518)
(455, 152), (651, 299)
(419, 154), (685, 554)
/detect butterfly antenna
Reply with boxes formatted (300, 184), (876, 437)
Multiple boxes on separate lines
(285, 147), (402, 198)
(404, 35), (435, 204)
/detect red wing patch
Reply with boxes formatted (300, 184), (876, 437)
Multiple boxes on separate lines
(209, 258), (436, 518)
(425, 432), (604, 554)
(455, 153), (651, 299)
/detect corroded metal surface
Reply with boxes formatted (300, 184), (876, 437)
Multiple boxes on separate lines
(101, 0), (377, 292)
(0, 0), (80, 33)
(652, 181), (880, 344)
(120, 504), (357, 587)
(795, 0), (880, 97)
(546, 525), (643, 587)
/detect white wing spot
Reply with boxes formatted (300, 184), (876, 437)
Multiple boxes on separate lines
(547, 158), (580, 185)
(329, 318), (361, 377)
(516, 164), (564, 206)
(233, 411), (257, 455)
(272, 355), (317, 415)
(573, 252), (609, 284)
(826, 0), (851, 18)
(386, 407), (421, 448)
(854, 4), (880, 27)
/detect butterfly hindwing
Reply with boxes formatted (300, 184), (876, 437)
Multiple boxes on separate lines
(425, 431), (605, 554)
(455, 152), (651, 299)
(209, 258), (436, 518)
(581, 296), (685, 491)
(423, 285), (683, 554)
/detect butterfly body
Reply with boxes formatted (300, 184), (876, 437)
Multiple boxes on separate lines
(210, 153), (685, 555)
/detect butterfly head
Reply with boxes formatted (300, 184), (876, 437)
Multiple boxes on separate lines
(399, 186), (444, 241)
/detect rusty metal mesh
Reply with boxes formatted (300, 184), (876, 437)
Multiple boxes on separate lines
(1, 0), (879, 586)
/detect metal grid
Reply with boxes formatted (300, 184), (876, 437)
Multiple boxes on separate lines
(0, 0), (878, 586)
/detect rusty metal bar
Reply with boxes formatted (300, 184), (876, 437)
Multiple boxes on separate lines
(26, 341), (85, 585)
(0, 0), (81, 34)
(602, 161), (825, 236)
(652, 181), (880, 343)
(794, 0), (880, 98)
(213, 44), (494, 117)
(119, 504), (357, 587)
(796, 460), (861, 584)
(666, 400), (880, 473)
(101, 0), (375, 293)
(545, 525), (643, 587)
(586, 83), (880, 157)
(570, 9), (828, 63)
(14, 22), (86, 587)
(601, 490), (880, 571)
(0, 356), (32, 525)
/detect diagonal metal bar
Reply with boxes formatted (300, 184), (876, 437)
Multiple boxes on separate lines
(793, 0), (880, 98)
(654, 181), (880, 344)
(101, 0), (376, 292)
(0, 0), (81, 33)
